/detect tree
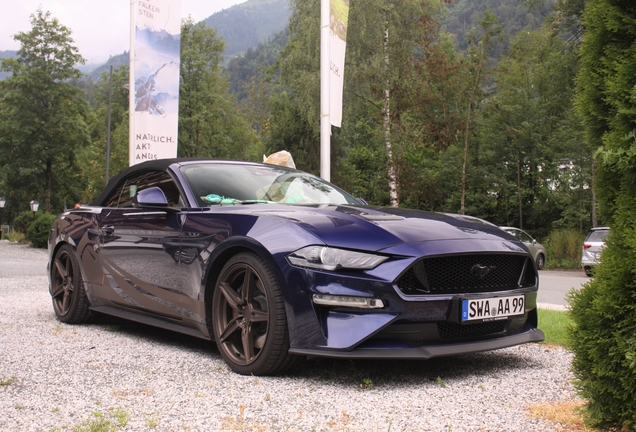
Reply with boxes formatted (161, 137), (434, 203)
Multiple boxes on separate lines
(273, 0), (461, 205)
(459, 8), (502, 215)
(178, 19), (258, 160)
(78, 65), (130, 201)
(0, 8), (90, 214)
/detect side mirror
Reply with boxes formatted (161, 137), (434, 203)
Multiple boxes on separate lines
(133, 186), (168, 207)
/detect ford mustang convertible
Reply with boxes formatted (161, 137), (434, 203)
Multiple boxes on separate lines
(48, 158), (544, 375)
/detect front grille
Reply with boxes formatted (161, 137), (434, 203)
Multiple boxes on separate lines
(438, 320), (507, 340)
(396, 254), (534, 296)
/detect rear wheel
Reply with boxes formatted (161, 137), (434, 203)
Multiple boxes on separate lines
(212, 252), (295, 375)
(536, 254), (545, 270)
(50, 244), (92, 323)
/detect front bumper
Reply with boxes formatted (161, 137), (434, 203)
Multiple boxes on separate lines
(281, 241), (542, 356)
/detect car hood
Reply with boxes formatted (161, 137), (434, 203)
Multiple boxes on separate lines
(247, 204), (517, 252)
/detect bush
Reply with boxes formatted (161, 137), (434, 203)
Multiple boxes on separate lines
(544, 229), (584, 269)
(26, 213), (57, 249)
(13, 210), (40, 234)
(567, 187), (636, 430)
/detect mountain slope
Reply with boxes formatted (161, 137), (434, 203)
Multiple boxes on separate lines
(205, 0), (290, 57)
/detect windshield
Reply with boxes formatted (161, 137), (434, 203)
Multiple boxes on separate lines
(181, 163), (360, 207)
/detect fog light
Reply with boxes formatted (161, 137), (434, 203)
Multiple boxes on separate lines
(312, 294), (385, 309)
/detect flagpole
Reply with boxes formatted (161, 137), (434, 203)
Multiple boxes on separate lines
(128, 0), (136, 167)
(320, 0), (330, 181)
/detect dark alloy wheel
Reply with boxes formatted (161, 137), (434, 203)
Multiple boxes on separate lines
(50, 244), (92, 324)
(536, 254), (545, 271)
(212, 252), (295, 375)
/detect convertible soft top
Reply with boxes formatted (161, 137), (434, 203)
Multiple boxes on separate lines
(90, 158), (186, 206)
(90, 158), (275, 207)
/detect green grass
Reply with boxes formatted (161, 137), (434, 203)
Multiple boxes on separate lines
(538, 308), (573, 348)
(4, 232), (25, 243)
(0, 377), (15, 386)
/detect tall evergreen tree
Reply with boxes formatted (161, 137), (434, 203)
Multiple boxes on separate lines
(474, 27), (587, 233)
(178, 19), (257, 160)
(459, 8), (502, 215)
(568, 0), (636, 429)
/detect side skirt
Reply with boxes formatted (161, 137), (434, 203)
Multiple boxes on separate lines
(90, 305), (211, 341)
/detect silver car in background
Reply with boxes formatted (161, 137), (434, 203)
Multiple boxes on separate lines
(582, 226), (610, 277)
(500, 227), (547, 270)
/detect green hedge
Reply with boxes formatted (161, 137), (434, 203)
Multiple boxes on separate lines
(567, 187), (636, 430)
(26, 213), (57, 249)
(13, 210), (40, 234)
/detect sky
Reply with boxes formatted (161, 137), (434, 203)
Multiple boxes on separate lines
(0, 0), (247, 65)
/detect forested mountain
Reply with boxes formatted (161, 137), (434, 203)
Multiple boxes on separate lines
(223, 0), (559, 104)
(444, 0), (556, 55)
(225, 30), (288, 100)
(87, 52), (128, 81)
(205, 0), (291, 58)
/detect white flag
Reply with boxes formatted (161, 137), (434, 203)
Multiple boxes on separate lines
(129, 0), (182, 165)
(329, 0), (349, 128)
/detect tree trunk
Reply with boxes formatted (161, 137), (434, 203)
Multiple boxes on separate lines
(45, 158), (52, 213)
(517, 150), (523, 230)
(591, 156), (598, 227)
(460, 101), (472, 215)
(460, 42), (485, 215)
(383, 21), (398, 207)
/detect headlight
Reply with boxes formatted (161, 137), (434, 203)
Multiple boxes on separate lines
(288, 246), (388, 271)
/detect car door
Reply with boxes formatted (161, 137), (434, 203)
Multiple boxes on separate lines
(94, 170), (201, 322)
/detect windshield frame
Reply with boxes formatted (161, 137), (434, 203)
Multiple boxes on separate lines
(178, 162), (361, 207)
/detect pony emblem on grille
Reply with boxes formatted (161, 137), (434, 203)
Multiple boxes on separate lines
(471, 264), (496, 279)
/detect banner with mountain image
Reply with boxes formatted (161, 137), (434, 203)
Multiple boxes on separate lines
(329, 0), (349, 127)
(129, 0), (182, 165)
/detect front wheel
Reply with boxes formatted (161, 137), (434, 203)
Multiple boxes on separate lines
(50, 244), (92, 323)
(212, 252), (295, 375)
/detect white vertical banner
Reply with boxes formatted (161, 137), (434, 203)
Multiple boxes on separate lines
(329, 0), (349, 128)
(129, 0), (182, 166)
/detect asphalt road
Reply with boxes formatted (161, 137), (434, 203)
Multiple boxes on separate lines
(537, 269), (589, 310)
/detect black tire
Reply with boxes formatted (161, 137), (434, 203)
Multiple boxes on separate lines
(212, 252), (295, 375)
(536, 254), (545, 270)
(584, 267), (593, 277)
(50, 244), (92, 324)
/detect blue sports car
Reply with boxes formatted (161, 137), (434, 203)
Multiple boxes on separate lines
(48, 159), (544, 375)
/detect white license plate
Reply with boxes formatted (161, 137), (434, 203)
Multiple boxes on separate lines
(461, 295), (525, 322)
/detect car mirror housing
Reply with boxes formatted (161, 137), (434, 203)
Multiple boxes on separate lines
(133, 186), (168, 208)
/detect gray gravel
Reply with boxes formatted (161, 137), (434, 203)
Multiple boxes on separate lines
(0, 240), (580, 431)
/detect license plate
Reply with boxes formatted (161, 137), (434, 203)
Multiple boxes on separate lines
(461, 295), (525, 322)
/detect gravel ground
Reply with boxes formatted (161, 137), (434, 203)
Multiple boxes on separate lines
(0, 240), (580, 431)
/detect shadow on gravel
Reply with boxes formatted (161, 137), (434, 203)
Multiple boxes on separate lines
(84, 312), (218, 356)
(286, 350), (545, 389)
(82, 312), (546, 386)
